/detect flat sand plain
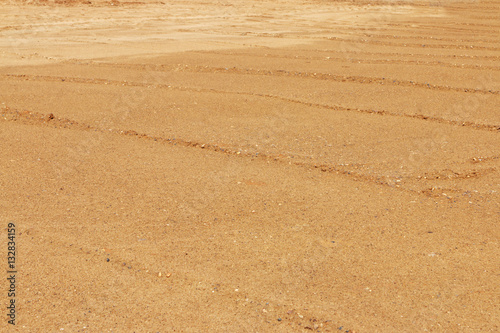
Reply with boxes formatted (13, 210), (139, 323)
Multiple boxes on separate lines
(0, 0), (499, 331)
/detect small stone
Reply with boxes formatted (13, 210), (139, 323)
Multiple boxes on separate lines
(277, 318), (282, 321)
(106, 258), (110, 262)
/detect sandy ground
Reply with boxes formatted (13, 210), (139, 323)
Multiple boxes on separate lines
(0, 0), (499, 331)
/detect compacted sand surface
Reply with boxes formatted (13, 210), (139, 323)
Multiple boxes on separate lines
(1, 0), (499, 331)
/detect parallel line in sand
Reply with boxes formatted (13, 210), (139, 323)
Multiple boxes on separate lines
(1, 107), (498, 200)
(347, 33), (499, 45)
(183, 30), (500, 49)
(208, 48), (500, 61)
(66, 63), (499, 95)
(357, 23), (499, 36)
(8, 59), (498, 94)
(386, 22), (500, 31)
(310, 28), (498, 44)
(324, 36), (500, 51)
(3, 74), (499, 132)
(245, 24), (499, 40)
(8, 47), (500, 70)
(227, 32), (500, 51)
(188, 50), (500, 71)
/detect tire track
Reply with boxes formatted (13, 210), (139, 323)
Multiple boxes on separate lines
(189, 49), (500, 62)
(189, 30), (500, 51)
(133, 63), (500, 95)
(325, 36), (500, 52)
(386, 21), (500, 31)
(356, 33), (500, 46)
(0, 106), (397, 189)
(189, 50), (500, 71)
(2, 106), (496, 201)
(254, 49), (500, 61)
(3, 73), (499, 132)
(201, 28), (500, 50)
(313, 26), (499, 45)
(34, 62), (500, 95)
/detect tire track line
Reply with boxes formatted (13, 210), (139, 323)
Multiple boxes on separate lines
(40, 63), (500, 95)
(0, 106), (395, 188)
(324, 36), (500, 51)
(245, 49), (500, 61)
(189, 50), (500, 71)
(356, 33), (499, 45)
(129, 64), (500, 95)
(3, 73), (499, 132)
(2, 107), (496, 200)
(205, 29), (500, 50)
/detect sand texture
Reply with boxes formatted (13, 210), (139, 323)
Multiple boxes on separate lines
(0, 0), (499, 331)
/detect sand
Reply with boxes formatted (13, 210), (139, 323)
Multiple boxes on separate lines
(0, 0), (499, 331)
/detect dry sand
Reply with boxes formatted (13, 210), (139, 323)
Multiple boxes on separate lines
(0, 0), (499, 331)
